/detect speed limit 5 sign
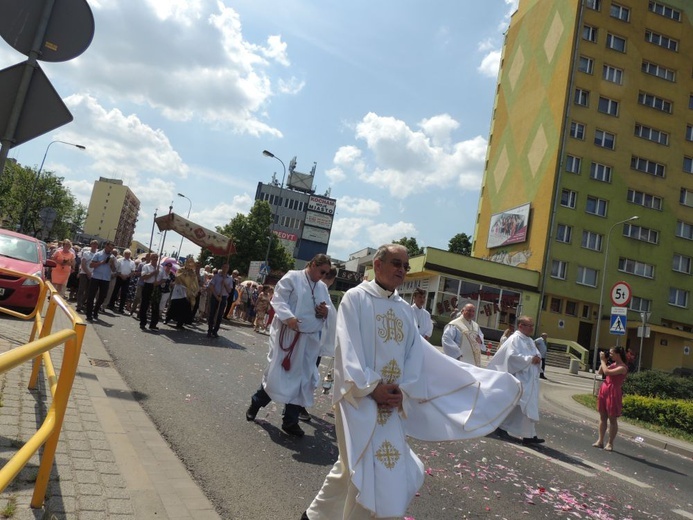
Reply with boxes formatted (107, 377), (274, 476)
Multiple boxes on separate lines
(611, 281), (632, 307)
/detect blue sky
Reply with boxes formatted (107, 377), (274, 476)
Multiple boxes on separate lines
(1, 0), (519, 260)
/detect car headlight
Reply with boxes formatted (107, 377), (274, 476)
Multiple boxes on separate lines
(22, 271), (43, 286)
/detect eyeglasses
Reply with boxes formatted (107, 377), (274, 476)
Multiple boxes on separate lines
(319, 269), (330, 276)
(519, 322), (534, 328)
(389, 259), (411, 272)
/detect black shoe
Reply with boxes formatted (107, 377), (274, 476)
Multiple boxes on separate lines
(211, 332), (219, 338)
(175, 324), (184, 329)
(282, 422), (305, 437)
(93, 314), (98, 321)
(140, 325), (146, 330)
(107, 305), (115, 311)
(207, 332), (212, 338)
(539, 374), (547, 379)
(495, 427), (511, 440)
(522, 436), (545, 445)
(246, 403), (260, 421)
(149, 326), (159, 331)
(298, 408), (311, 422)
(86, 316), (94, 323)
(300, 512), (310, 520)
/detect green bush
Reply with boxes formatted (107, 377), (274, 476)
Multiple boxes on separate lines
(622, 395), (693, 432)
(623, 370), (693, 400)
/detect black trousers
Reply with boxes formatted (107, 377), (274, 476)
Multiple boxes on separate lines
(208, 296), (227, 333)
(251, 386), (300, 426)
(108, 276), (130, 311)
(139, 283), (159, 328)
(85, 278), (110, 319)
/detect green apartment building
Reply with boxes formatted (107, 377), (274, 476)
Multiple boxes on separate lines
(473, 0), (693, 374)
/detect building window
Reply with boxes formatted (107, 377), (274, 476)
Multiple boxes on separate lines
(634, 124), (669, 145)
(585, 0), (601, 10)
(602, 64), (623, 84)
(570, 122), (585, 140)
(586, 196), (607, 217)
(676, 220), (693, 240)
(610, 3), (630, 21)
(561, 189), (577, 209)
(594, 129), (615, 149)
(574, 88), (590, 107)
(577, 266), (598, 287)
(642, 61), (676, 82)
(649, 1), (681, 22)
(669, 288), (689, 308)
(681, 188), (693, 208)
(578, 56), (594, 74)
(556, 224), (572, 244)
(582, 304), (592, 319)
(618, 257), (655, 278)
(551, 260), (568, 280)
(645, 30), (679, 51)
(673, 254), (692, 274)
(583, 25), (597, 43)
(598, 96), (619, 116)
(631, 156), (666, 177)
(590, 162), (612, 182)
(623, 223), (659, 244)
(606, 33), (626, 52)
(566, 155), (582, 174)
(685, 157), (693, 174)
(629, 296), (652, 313)
(582, 230), (603, 251)
(550, 298), (562, 313)
(686, 125), (693, 142)
(638, 92), (672, 113)
(565, 301), (578, 316)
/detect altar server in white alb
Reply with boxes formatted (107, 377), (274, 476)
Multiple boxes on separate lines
(246, 254), (333, 437)
(301, 244), (522, 520)
(410, 287), (433, 340)
(442, 303), (485, 366)
(487, 315), (545, 445)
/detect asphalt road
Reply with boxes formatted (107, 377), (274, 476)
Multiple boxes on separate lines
(94, 311), (692, 520)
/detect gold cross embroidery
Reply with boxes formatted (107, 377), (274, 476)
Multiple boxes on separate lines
(375, 441), (400, 469)
(380, 359), (401, 384)
(376, 407), (392, 426)
(376, 308), (404, 343)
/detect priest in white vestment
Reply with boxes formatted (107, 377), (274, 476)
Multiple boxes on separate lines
(410, 287), (433, 340)
(486, 315), (544, 445)
(246, 254), (333, 437)
(302, 244), (522, 520)
(442, 303), (485, 366)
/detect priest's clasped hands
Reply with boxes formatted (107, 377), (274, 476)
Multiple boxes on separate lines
(371, 383), (403, 409)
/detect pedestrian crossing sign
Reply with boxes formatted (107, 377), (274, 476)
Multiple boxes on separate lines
(609, 314), (626, 335)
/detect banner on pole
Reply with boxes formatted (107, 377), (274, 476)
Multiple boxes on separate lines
(155, 213), (235, 256)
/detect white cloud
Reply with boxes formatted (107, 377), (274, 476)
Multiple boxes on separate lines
(478, 50), (501, 78)
(368, 221), (418, 246)
(329, 217), (417, 257)
(277, 77), (306, 95)
(338, 196), (381, 216)
(192, 194), (254, 230)
(331, 112), (486, 198)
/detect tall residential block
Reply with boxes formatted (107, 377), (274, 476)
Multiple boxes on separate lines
(473, 0), (693, 373)
(83, 177), (140, 248)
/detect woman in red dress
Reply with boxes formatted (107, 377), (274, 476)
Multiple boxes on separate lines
(593, 346), (628, 451)
(51, 239), (76, 298)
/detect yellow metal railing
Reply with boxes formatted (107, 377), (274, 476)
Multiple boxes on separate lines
(0, 267), (85, 508)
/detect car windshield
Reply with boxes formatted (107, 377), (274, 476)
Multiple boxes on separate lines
(0, 234), (39, 263)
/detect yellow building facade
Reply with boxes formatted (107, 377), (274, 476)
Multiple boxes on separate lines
(83, 177), (140, 249)
(473, 0), (693, 373)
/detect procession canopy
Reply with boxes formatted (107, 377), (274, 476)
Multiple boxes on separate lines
(155, 212), (236, 256)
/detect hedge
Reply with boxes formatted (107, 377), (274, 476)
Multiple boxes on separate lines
(622, 370), (693, 400)
(622, 395), (693, 432)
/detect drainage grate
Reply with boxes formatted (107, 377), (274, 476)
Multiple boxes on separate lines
(89, 358), (113, 368)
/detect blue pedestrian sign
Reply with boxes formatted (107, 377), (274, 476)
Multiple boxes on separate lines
(609, 314), (627, 335)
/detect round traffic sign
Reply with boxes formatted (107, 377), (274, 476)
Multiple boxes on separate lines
(611, 281), (632, 306)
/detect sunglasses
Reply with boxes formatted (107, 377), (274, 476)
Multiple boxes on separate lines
(389, 259), (411, 272)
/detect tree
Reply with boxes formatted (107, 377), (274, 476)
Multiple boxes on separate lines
(197, 200), (294, 276)
(392, 236), (424, 257)
(448, 233), (472, 256)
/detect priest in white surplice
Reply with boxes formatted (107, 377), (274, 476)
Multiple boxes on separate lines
(302, 244), (522, 520)
(442, 303), (485, 366)
(487, 315), (545, 445)
(410, 287), (433, 340)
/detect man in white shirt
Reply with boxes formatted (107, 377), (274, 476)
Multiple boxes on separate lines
(442, 303), (485, 366)
(76, 239), (98, 313)
(410, 287), (433, 340)
(108, 249), (136, 313)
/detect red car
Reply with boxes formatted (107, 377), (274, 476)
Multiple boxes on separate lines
(0, 228), (56, 311)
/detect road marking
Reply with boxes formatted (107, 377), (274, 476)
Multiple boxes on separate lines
(673, 509), (693, 519)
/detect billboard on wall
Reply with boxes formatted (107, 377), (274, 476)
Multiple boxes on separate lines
(308, 195), (336, 215)
(305, 211), (333, 229)
(487, 202), (530, 249)
(273, 230), (297, 254)
(302, 225), (330, 244)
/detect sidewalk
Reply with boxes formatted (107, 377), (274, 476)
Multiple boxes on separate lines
(0, 313), (221, 520)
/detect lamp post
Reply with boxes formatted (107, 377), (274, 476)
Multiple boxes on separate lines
(19, 140), (86, 233)
(176, 193), (192, 259)
(592, 215), (639, 374)
(261, 150), (286, 282)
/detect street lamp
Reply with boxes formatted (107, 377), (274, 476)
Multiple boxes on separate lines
(592, 215), (639, 374)
(261, 150), (287, 282)
(19, 140), (86, 233)
(177, 193), (192, 259)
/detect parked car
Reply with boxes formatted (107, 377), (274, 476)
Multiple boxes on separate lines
(0, 228), (56, 311)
